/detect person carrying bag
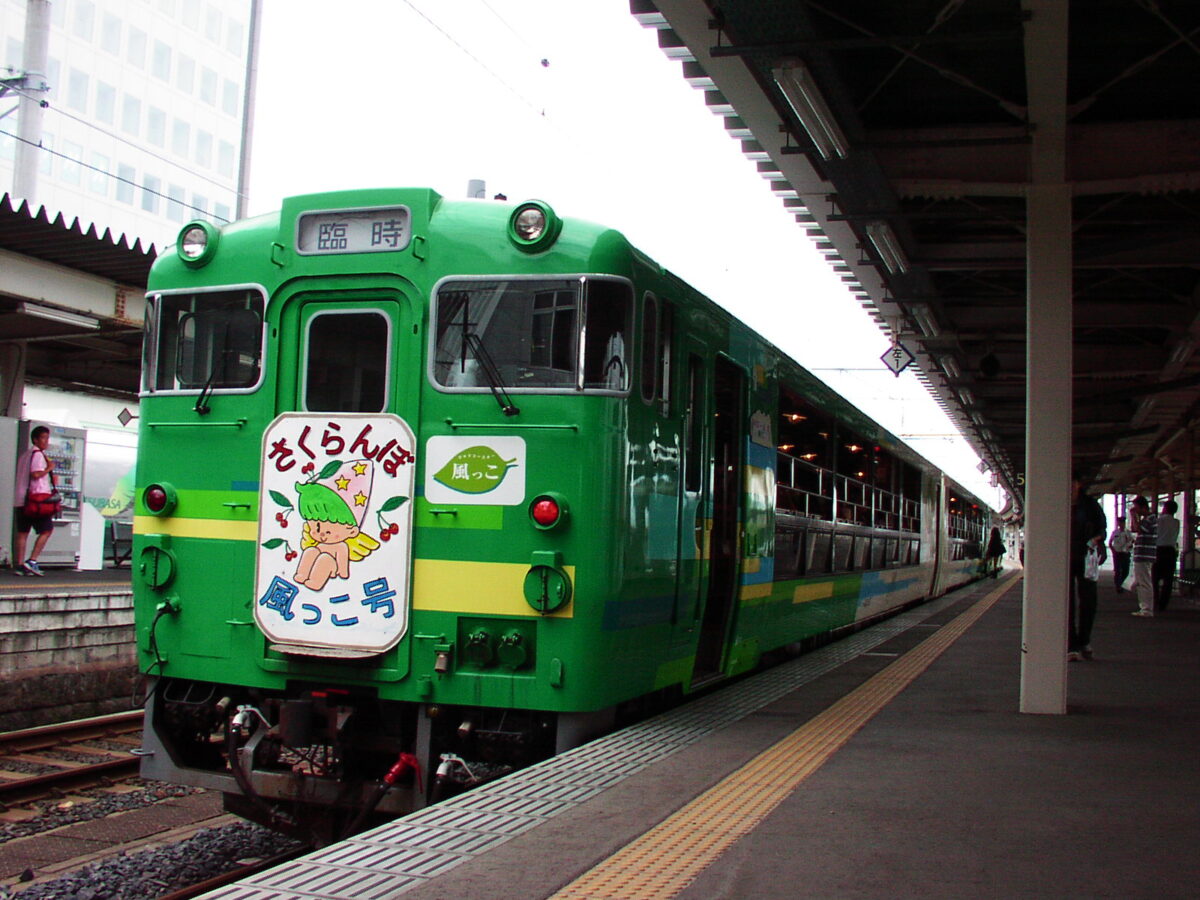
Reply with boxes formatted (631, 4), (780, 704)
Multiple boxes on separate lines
(13, 425), (58, 576)
(24, 467), (61, 518)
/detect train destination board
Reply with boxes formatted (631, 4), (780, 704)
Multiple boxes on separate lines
(296, 206), (412, 255)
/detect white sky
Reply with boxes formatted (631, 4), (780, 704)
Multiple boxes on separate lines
(247, 0), (999, 504)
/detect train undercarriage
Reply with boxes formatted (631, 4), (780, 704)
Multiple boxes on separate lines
(138, 677), (585, 845)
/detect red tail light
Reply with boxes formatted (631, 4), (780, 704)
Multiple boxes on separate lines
(531, 497), (560, 527)
(145, 485), (169, 512)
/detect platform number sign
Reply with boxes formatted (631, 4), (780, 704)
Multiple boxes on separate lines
(881, 341), (916, 377)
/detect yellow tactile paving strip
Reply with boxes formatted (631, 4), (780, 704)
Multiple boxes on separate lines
(549, 575), (1017, 900)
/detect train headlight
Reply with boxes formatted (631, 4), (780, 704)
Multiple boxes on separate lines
(529, 493), (569, 530)
(177, 220), (220, 267)
(508, 200), (562, 253)
(143, 482), (178, 517)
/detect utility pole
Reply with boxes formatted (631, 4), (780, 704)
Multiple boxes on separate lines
(9, 0), (52, 204)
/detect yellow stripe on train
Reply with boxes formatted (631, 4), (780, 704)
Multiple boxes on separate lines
(134, 515), (259, 541)
(412, 559), (575, 619)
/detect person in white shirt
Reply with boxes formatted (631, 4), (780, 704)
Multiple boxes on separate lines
(1154, 499), (1180, 611)
(1108, 516), (1135, 593)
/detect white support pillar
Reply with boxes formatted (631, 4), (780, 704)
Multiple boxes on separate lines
(1020, 0), (1072, 714)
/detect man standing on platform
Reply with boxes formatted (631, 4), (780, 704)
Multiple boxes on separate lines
(1154, 499), (1180, 612)
(1068, 474), (1106, 661)
(1108, 516), (1134, 593)
(1130, 496), (1157, 617)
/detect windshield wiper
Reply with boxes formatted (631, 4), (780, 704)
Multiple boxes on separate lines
(194, 321), (231, 415)
(463, 333), (520, 417)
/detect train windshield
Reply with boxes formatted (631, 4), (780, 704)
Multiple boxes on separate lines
(143, 289), (265, 393)
(432, 277), (632, 393)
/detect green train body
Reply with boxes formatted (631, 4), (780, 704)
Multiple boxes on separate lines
(133, 188), (989, 840)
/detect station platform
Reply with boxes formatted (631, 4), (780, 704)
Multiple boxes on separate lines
(0, 564), (132, 595)
(202, 571), (1199, 899)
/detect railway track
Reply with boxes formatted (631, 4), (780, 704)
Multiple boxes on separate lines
(0, 710), (144, 806)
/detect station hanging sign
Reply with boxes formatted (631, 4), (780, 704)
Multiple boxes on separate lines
(881, 341), (916, 377)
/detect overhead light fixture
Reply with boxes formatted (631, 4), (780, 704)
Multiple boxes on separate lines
(865, 221), (909, 274)
(18, 302), (99, 330)
(910, 303), (941, 338)
(772, 60), (848, 160)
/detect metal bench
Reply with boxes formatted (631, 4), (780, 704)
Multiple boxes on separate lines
(109, 520), (133, 567)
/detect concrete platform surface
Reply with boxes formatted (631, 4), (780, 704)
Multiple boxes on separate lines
(391, 575), (1200, 900)
(199, 573), (1199, 900)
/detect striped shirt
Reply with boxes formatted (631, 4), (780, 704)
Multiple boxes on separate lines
(1133, 513), (1157, 564)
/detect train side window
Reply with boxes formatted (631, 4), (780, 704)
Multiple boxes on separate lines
(304, 311), (389, 412)
(640, 293), (658, 404)
(581, 279), (632, 391)
(684, 354), (703, 492)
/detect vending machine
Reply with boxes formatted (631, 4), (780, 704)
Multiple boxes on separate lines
(16, 421), (87, 567)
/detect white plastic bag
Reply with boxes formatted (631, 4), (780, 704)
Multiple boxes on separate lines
(1084, 546), (1100, 581)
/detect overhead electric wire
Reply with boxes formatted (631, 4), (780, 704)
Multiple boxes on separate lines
(399, 0), (545, 116)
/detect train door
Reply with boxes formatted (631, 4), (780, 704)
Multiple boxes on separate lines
(253, 292), (420, 658)
(674, 353), (709, 643)
(692, 355), (745, 684)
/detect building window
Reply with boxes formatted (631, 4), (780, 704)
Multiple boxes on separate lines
(226, 20), (245, 56)
(214, 202), (231, 224)
(101, 14), (122, 55)
(127, 28), (146, 68)
(142, 175), (162, 213)
(205, 8), (222, 43)
(121, 95), (141, 136)
(67, 69), (90, 113)
(61, 140), (83, 185)
(88, 153), (109, 195)
(116, 164), (136, 204)
(217, 141), (235, 177)
(171, 119), (190, 157)
(38, 133), (53, 174)
(176, 55), (195, 93)
(72, 1), (96, 40)
(167, 184), (186, 222)
(151, 40), (171, 81)
(95, 81), (116, 124)
(192, 194), (208, 216)
(5, 38), (22, 72)
(147, 107), (166, 146)
(222, 79), (239, 116)
(200, 67), (217, 105)
(194, 131), (212, 168)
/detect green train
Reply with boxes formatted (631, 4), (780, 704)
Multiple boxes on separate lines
(133, 188), (990, 842)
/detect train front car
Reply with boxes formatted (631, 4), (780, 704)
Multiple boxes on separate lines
(133, 190), (662, 842)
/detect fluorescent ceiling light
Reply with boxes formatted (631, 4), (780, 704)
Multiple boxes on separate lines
(865, 221), (909, 274)
(772, 61), (848, 160)
(19, 301), (99, 329)
(911, 303), (941, 338)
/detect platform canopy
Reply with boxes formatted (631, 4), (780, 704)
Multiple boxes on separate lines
(0, 194), (155, 399)
(633, 0), (1200, 508)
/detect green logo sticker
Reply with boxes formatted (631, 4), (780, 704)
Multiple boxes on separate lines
(433, 446), (517, 495)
